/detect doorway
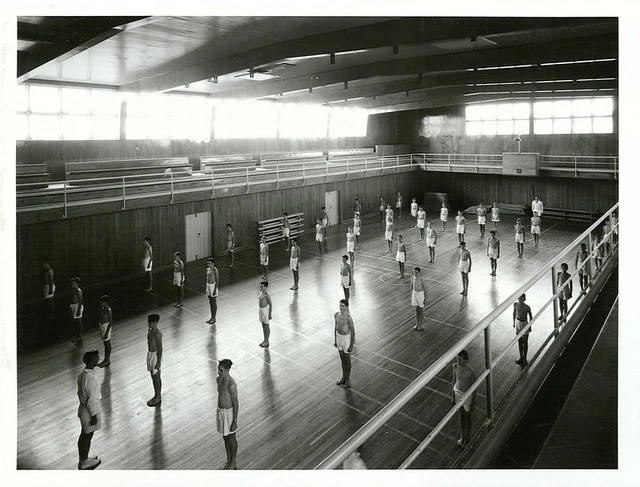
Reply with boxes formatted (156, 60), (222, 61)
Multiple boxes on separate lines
(324, 190), (340, 226)
(185, 212), (212, 262)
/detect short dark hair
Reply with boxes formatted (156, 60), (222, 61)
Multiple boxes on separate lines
(43, 257), (50, 262)
(207, 257), (215, 263)
(70, 277), (81, 284)
(174, 251), (181, 257)
(342, 255), (349, 260)
(457, 349), (469, 360)
(460, 241), (466, 246)
(99, 295), (109, 302)
(148, 313), (160, 323)
(219, 358), (233, 370)
(83, 350), (99, 365)
(339, 299), (349, 307)
(414, 267), (421, 272)
(144, 237), (151, 242)
(226, 223), (232, 228)
(490, 230), (496, 235)
(260, 281), (268, 287)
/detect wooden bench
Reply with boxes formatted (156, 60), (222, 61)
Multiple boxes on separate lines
(17, 164), (49, 190)
(65, 157), (192, 185)
(328, 148), (375, 159)
(543, 207), (600, 223)
(260, 151), (325, 164)
(201, 156), (257, 174)
(257, 213), (304, 245)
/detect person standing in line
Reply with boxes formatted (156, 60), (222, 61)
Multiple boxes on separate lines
(385, 203), (394, 223)
(592, 234), (603, 270)
(206, 258), (219, 324)
(259, 236), (269, 280)
(70, 277), (84, 343)
(146, 314), (163, 407)
(440, 202), (449, 232)
(282, 213), (291, 251)
(334, 299), (355, 389)
(611, 212), (618, 245)
(457, 242), (472, 296)
(410, 197), (418, 226)
(346, 226), (356, 266)
(289, 239), (300, 291)
(258, 281), (272, 348)
(514, 218), (526, 258)
(531, 212), (541, 247)
(425, 222), (437, 263)
(321, 206), (329, 228)
(142, 237), (153, 291)
(384, 216), (394, 253)
(226, 224), (236, 268)
(486, 230), (500, 277)
(451, 349), (476, 448)
(476, 203), (487, 238)
(531, 195), (544, 218)
(216, 359), (239, 470)
(76, 350), (102, 470)
(416, 205), (426, 240)
(315, 218), (325, 260)
(173, 251), (185, 308)
(602, 221), (611, 256)
(97, 295), (112, 368)
(410, 267), (427, 331)
(513, 294), (533, 366)
(378, 197), (385, 223)
(43, 257), (55, 322)
(491, 202), (500, 231)
(342, 446), (367, 469)
(575, 243), (590, 294)
(455, 211), (466, 243)
(396, 191), (403, 219)
(340, 255), (353, 304)
(353, 212), (362, 248)
(321, 207), (329, 253)
(396, 234), (407, 278)
(556, 263), (573, 322)
(353, 198), (362, 216)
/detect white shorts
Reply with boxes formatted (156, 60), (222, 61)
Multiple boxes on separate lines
(283, 228), (290, 238)
(70, 303), (84, 319)
(396, 251), (406, 262)
(290, 258), (299, 271)
(515, 233), (524, 243)
(411, 290), (425, 307)
(396, 202), (401, 209)
(347, 241), (355, 252)
(531, 225), (540, 235)
(440, 213), (448, 222)
(491, 214), (499, 222)
(217, 408), (236, 436)
(478, 216), (486, 225)
(315, 234), (324, 242)
(99, 322), (111, 341)
(260, 255), (269, 266)
(336, 332), (352, 353)
(78, 404), (102, 434)
(146, 351), (158, 374)
(417, 220), (425, 229)
(456, 225), (465, 234)
(411, 209), (417, 217)
(454, 387), (472, 412)
(379, 205), (384, 211)
(173, 272), (183, 286)
(259, 306), (269, 324)
(426, 237), (436, 248)
(488, 247), (499, 259)
(142, 257), (153, 271)
(385, 231), (393, 241)
(43, 283), (55, 299)
(322, 218), (328, 226)
(458, 260), (470, 273)
(514, 317), (530, 335)
(341, 275), (350, 288)
(353, 227), (361, 236)
(206, 282), (218, 298)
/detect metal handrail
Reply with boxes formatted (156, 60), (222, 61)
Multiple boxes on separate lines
(315, 203), (618, 469)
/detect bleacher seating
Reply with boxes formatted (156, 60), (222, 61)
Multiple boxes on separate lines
(17, 164), (49, 190)
(257, 213), (304, 245)
(543, 207), (600, 223)
(201, 154), (256, 174)
(328, 148), (375, 159)
(65, 157), (192, 185)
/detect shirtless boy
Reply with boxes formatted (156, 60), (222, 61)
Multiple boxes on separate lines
(258, 281), (273, 348)
(457, 242), (472, 296)
(556, 263), (572, 322)
(385, 216), (394, 253)
(410, 267), (427, 331)
(97, 295), (112, 367)
(531, 212), (541, 247)
(476, 203), (487, 238)
(226, 224), (236, 268)
(396, 235), (407, 278)
(206, 258), (219, 324)
(146, 314), (163, 407)
(451, 349), (476, 447)
(315, 218), (325, 260)
(440, 202), (449, 232)
(142, 237), (153, 291)
(455, 211), (466, 243)
(290, 239), (300, 290)
(416, 205), (426, 240)
(514, 218), (526, 258)
(425, 222), (437, 263)
(340, 255), (353, 304)
(346, 226), (356, 266)
(334, 299), (355, 389)
(575, 243), (590, 293)
(173, 252), (185, 308)
(259, 236), (269, 280)
(513, 294), (533, 366)
(396, 192), (402, 219)
(70, 277), (84, 343)
(410, 197), (418, 223)
(486, 230), (500, 276)
(353, 213), (362, 248)
(491, 202), (500, 230)
(217, 358), (239, 469)
(282, 213), (291, 251)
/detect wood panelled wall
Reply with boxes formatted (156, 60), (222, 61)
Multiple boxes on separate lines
(423, 172), (618, 216)
(16, 136), (373, 181)
(367, 105), (619, 156)
(17, 171), (419, 301)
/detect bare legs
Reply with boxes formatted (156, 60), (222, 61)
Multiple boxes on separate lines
(147, 370), (162, 406)
(413, 306), (424, 331)
(223, 433), (238, 469)
(260, 322), (270, 348)
(336, 350), (352, 389)
(207, 296), (217, 324)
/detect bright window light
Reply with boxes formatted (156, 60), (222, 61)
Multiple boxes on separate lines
(593, 117), (613, 133)
(533, 96), (614, 134)
(534, 101), (553, 118)
(497, 120), (513, 134)
(91, 90), (120, 116)
(465, 105), (483, 121)
(514, 119), (530, 134)
(30, 114), (60, 139)
(571, 99), (592, 117)
(91, 116), (119, 140)
(553, 118), (572, 134)
(495, 104), (514, 120)
(482, 120), (497, 135)
(329, 108), (368, 137)
(465, 101), (531, 135)
(29, 85), (60, 113)
(16, 113), (28, 140)
(513, 102), (530, 119)
(61, 115), (91, 140)
(592, 97), (613, 116)
(16, 84), (28, 112)
(280, 104), (328, 138)
(126, 116), (150, 139)
(61, 88), (90, 114)
(534, 118), (552, 134)
(215, 100), (278, 139)
(573, 117), (592, 134)
(552, 100), (572, 118)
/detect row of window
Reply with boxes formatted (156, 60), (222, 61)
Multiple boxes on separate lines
(465, 97), (614, 135)
(16, 85), (369, 140)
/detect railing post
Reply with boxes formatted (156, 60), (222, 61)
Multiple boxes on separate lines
(423, 154), (426, 166)
(346, 159), (349, 180)
(364, 158), (368, 176)
(588, 232), (595, 283)
(484, 326), (494, 425)
(475, 154), (479, 173)
(302, 163), (306, 184)
(551, 265), (560, 334)
(210, 169), (215, 197)
(448, 154), (452, 172)
(246, 167), (250, 193)
(326, 160), (329, 181)
(63, 182), (68, 218)
(574, 156), (578, 178)
(276, 164), (280, 188)
(169, 171), (174, 203)
(381, 158), (384, 174)
(121, 177), (126, 210)
(396, 155), (399, 173)
(614, 157), (618, 179)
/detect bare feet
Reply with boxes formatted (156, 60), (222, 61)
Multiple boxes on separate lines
(147, 397), (162, 407)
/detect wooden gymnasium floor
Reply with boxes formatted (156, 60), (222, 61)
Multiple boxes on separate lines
(17, 209), (592, 470)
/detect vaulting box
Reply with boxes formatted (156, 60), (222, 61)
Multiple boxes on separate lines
(502, 152), (540, 176)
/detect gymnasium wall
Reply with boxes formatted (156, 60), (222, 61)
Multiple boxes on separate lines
(17, 171), (421, 301)
(367, 105), (619, 156)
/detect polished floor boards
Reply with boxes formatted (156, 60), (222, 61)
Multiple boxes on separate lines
(17, 212), (591, 469)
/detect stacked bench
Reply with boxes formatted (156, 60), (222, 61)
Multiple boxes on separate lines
(257, 213), (304, 245)
(17, 164), (49, 191)
(543, 207), (600, 223)
(201, 154), (256, 174)
(65, 157), (192, 185)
